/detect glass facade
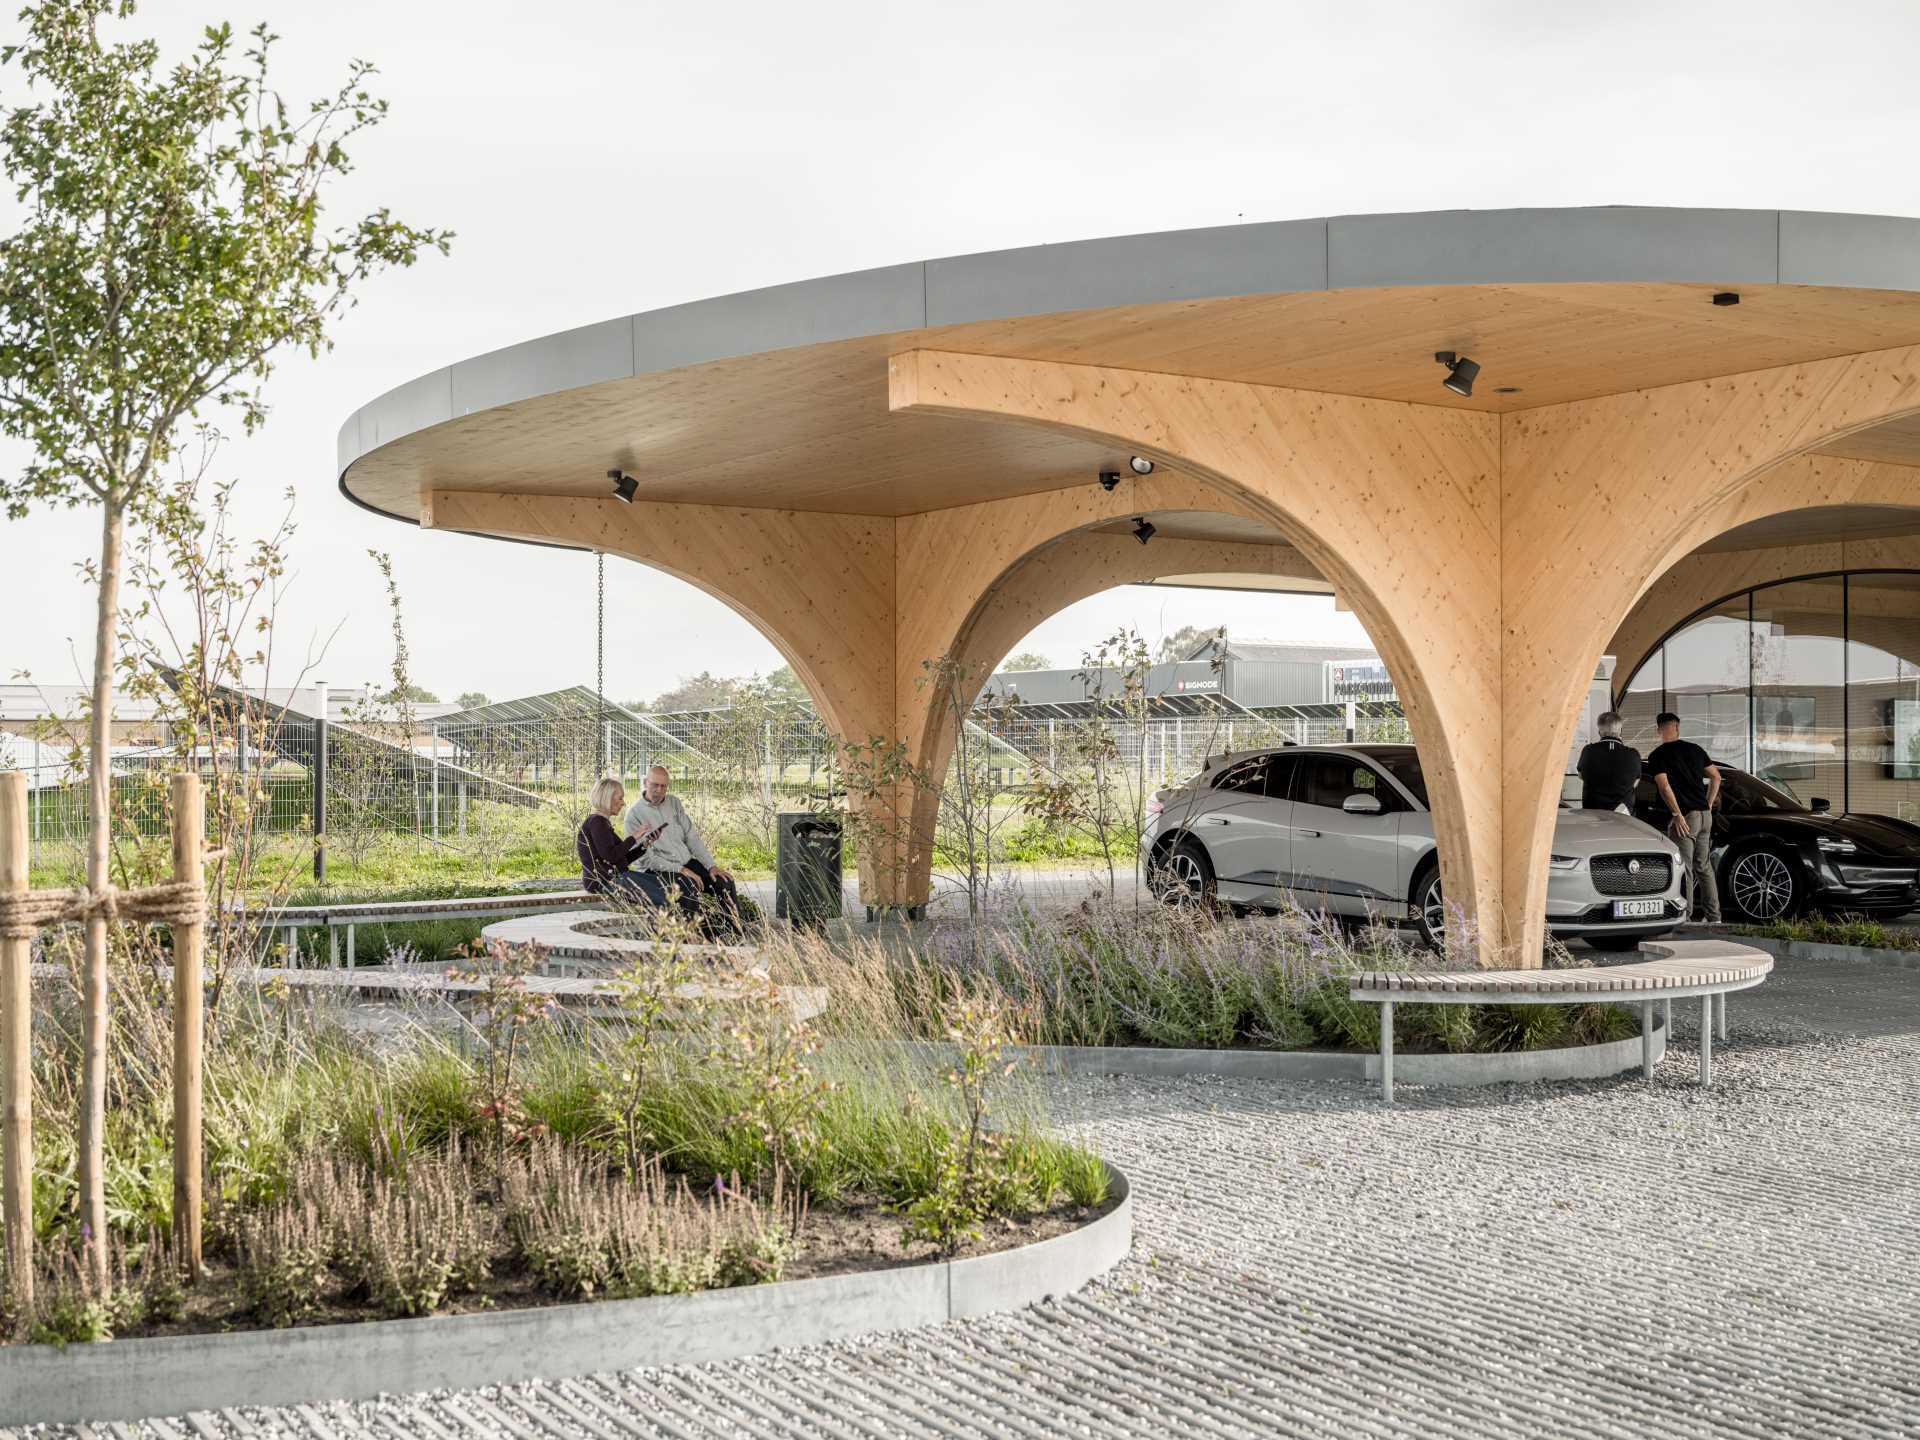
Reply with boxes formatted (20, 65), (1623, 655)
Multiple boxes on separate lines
(1619, 571), (1920, 820)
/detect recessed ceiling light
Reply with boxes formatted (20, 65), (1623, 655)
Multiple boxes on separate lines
(1129, 456), (1155, 475)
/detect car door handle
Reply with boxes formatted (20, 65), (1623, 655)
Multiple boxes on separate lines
(1198, 817), (1230, 826)
(1294, 828), (1320, 838)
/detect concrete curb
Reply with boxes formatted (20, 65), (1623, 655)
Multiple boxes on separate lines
(970, 1012), (1668, 1087)
(1702, 931), (1920, 971)
(0, 1170), (1130, 1426)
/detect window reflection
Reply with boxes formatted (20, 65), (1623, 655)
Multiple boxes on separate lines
(1617, 570), (1920, 818)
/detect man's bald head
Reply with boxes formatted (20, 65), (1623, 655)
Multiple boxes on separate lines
(643, 765), (670, 803)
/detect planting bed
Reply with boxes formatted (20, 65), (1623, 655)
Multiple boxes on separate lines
(0, 1170), (1130, 1425)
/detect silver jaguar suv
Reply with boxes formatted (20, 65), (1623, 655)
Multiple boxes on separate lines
(1143, 744), (1687, 950)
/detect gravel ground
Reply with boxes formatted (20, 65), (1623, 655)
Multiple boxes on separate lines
(19, 956), (1920, 1440)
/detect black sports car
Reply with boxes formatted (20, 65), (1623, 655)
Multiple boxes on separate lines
(1624, 766), (1920, 922)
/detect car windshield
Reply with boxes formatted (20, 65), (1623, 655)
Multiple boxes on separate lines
(1716, 767), (1807, 815)
(1369, 748), (1428, 808)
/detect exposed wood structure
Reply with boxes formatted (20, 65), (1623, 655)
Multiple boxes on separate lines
(353, 209), (1920, 962)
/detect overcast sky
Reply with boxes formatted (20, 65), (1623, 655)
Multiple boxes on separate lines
(4, 0), (1919, 705)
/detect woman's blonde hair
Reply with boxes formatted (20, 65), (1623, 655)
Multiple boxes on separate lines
(588, 776), (625, 816)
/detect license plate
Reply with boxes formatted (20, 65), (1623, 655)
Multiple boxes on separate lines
(1612, 899), (1664, 919)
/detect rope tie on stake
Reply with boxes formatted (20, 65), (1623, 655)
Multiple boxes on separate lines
(0, 848), (227, 939)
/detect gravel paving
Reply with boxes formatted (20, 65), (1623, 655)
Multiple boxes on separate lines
(18, 955), (1920, 1439)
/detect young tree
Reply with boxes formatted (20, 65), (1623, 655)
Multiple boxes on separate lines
(0, 0), (448, 1285)
(455, 690), (490, 710)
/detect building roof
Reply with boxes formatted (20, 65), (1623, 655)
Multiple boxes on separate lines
(1181, 638), (1379, 665)
(339, 207), (1920, 537)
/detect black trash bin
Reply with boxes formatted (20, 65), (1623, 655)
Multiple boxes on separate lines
(776, 812), (842, 928)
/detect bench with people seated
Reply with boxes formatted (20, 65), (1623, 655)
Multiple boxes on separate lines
(577, 771), (745, 940)
(1349, 938), (1774, 1102)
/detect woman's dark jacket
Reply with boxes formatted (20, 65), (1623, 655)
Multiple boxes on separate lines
(577, 812), (649, 893)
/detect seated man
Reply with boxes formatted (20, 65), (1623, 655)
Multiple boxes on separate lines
(624, 765), (743, 936)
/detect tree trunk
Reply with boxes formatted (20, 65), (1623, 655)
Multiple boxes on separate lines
(79, 497), (124, 1291)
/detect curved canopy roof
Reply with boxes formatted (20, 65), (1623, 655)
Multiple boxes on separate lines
(340, 206), (1920, 535)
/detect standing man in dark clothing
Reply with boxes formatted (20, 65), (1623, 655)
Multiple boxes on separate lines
(1647, 711), (1723, 923)
(1577, 711), (1643, 811)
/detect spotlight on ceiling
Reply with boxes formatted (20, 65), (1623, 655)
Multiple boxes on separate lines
(1098, 470), (1123, 492)
(1131, 517), (1156, 546)
(607, 469), (638, 504)
(1129, 455), (1155, 476)
(1434, 351), (1480, 398)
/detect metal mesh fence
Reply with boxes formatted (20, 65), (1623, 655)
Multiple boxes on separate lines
(9, 700), (1410, 883)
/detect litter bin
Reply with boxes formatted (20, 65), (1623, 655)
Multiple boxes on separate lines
(776, 812), (842, 929)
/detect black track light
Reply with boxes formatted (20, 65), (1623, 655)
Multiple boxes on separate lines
(1434, 351), (1480, 398)
(607, 468), (638, 504)
(1131, 517), (1155, 546)
(1098, 470), (1122, 492)
(1712, 291), (1740, 307)
(1129, 455), (1155, 476)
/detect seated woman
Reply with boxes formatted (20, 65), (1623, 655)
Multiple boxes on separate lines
(576, 777), (686, 913)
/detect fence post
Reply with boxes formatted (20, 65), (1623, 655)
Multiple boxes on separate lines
(170, 772), (205, 1275)
(313, 715), (328, 885)
(431, 723), (441, 837)
(1345, 702), (1357, 743)
(1, 770), (32, 1309)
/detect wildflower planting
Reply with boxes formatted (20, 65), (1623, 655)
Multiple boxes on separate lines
(770, 901), (1641, 1057)
(0, 919), (1109, 1346)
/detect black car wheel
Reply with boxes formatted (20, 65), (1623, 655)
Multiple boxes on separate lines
(1152, 837), (1216, 907)
(1413, 866), (1446, 952)
(1721, 845), (1800, 923)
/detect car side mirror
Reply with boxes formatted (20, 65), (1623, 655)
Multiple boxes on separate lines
(1810, 796), (1831, 814)
(1343, 793), (1383, 815)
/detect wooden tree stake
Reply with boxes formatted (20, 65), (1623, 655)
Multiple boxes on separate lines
(170, 772), (205, 1276)
(0, 770), (31, 1308)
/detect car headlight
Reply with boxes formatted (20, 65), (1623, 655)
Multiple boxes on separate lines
(1548, 853), (1581, 870)
(1816, 836), (1857, 854)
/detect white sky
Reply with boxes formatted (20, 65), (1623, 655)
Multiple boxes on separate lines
(4, 0), (1919, 704)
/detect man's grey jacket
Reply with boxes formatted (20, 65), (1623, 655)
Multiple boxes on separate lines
(623, 792), (717, 873)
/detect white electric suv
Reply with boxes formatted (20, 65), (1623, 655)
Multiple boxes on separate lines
(1143, 744), (1687, 950)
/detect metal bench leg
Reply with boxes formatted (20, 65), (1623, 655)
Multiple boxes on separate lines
(1663, 997), (1671, 1035)
(1641, 1001), (1654, 1080)
(1699, 995), (1713, 1085)
(1713, 992), (1726, 1041)
(1380, 1000), (1394, 1104)
(347, 923), (356, 970)
(328, 926), (338, 969)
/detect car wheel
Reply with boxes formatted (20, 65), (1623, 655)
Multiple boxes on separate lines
(1721, 845), (1800, 923)
(1153, 838), (1215, 907)
(1413, 865), (1446, 952)
(1583, 933), (1645, 952)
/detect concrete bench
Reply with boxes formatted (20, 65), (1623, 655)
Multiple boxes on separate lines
(1349, 939), (1774, 1103)
(249, 890), (597, 968)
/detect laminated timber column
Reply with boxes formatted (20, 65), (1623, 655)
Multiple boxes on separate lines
(892, 475), (1323, 908)
(422, 490), (913, 904)
(1499, 349), (1920, 956)
(889, 349), (1511, 960)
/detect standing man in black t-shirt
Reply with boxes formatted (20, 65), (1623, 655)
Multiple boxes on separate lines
(1577, 711), (1643, 811)
(1647, 711), (1723, 923)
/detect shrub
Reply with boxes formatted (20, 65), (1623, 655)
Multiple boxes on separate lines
(345, 1155), (494, 1318)
(236, 1196), (334, 1328)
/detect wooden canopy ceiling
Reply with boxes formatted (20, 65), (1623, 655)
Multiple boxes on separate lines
(342, 281), (1920, 527)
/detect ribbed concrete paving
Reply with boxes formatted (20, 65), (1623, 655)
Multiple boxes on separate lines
(25, 955), (1920, 1439)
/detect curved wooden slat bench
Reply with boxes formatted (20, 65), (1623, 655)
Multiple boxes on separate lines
(1350, 940), (1774, 1103)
